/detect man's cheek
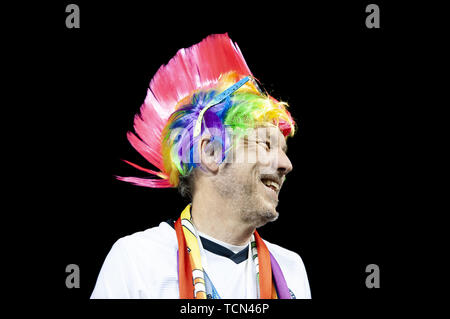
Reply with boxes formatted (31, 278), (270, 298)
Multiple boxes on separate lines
(257, 153), (271, 167)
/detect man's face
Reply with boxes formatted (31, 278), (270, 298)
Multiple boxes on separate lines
(213, 125), (293, 228)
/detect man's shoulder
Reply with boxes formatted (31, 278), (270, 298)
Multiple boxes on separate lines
(263, 239), (311, 299)
(91, 221), (179, 298)
(263, 239), (306, 268)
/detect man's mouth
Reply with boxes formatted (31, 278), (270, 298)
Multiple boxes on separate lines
(260, 178), (280, 193)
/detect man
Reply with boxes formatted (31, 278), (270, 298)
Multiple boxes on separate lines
(91, 33), (311, 299)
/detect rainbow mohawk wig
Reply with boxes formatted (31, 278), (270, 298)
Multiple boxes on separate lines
(118, 33), (295, 188)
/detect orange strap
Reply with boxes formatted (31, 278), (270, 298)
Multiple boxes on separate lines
(254, 230), (274, 299)
(175, 218), (194, 299)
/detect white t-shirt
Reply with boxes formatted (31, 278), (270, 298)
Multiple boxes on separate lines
(90, 221), (311, 299)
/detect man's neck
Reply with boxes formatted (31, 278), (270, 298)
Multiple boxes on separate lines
(190, 194), (255, 246)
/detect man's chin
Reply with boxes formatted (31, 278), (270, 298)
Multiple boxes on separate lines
(254, 207), (279, 228)
(266, 208), (279, 222)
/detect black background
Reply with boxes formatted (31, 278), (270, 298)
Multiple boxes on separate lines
(15, 0), (440, 316)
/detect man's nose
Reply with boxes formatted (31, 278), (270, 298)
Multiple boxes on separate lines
(276, 149), (293, 176)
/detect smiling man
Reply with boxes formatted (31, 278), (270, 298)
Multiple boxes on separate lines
(91, 34), (311, 299)
(194, 125), (292, 238)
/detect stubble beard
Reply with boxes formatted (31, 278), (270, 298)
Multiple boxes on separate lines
(213, 168), (279, 229)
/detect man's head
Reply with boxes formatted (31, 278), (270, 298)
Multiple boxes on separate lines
(160, 72), (296, 227)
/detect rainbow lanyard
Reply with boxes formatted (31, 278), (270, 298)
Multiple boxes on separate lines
(174, 204), (292, 299)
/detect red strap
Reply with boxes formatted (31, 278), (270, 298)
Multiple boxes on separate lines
(175, 218), (193, 299)
(254, 230), (273, 299)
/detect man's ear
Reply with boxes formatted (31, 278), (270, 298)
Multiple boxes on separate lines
(200, 137), (220, 174)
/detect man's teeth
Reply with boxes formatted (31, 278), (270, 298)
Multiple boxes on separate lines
(262, 180), (279, 191)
